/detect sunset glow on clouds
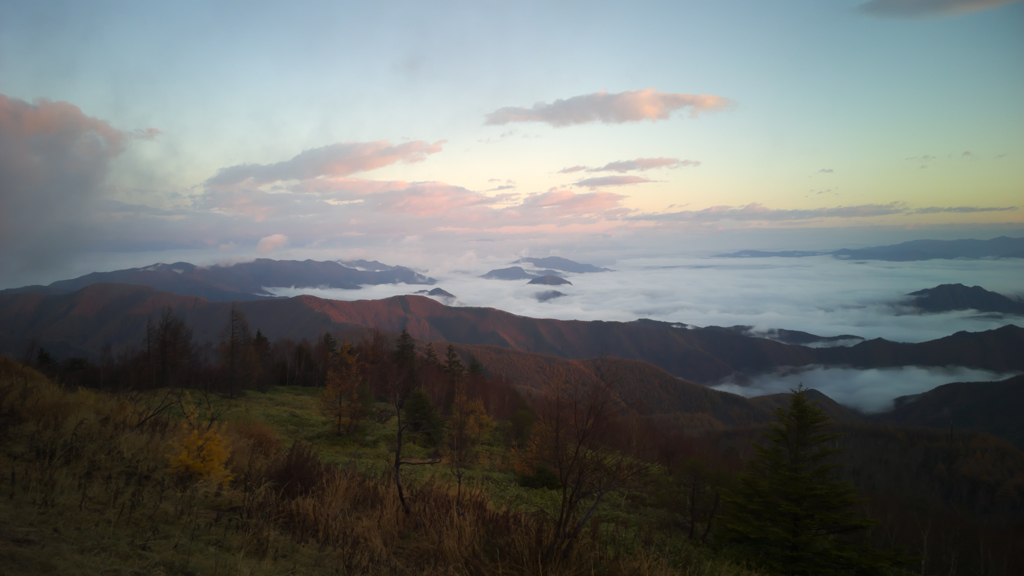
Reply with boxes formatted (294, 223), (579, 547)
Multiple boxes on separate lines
(484, 89), (731, 127)
(0, 1), (1021, 286)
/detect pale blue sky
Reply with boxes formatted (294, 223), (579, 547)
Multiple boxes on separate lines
(0, 0), (1021, 284)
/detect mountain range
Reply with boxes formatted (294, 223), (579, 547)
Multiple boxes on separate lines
(719, 236), (1024, 261)
(2, 281), (1023, 444)
(0, 259), (435, 301)
(906, 284), (1024, 315)
(3, 283), (1021, 384)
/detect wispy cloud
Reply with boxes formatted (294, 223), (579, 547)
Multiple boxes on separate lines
(485, 89), (731, 127)
(817, 168), (834, 174)
(574, 175), (656, 189)
(205, 140), (445, 187)
(558, 165), (588, 174)
(588, 158), (699, 173)
(859, 0), (1020, 18)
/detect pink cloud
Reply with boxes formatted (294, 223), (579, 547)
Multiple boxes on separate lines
(515, 189), (628, 219)
(485, 89), (731, 127)
(256, 233), (289, 254)
(574, 175), (655, 189)
(205, 140), (446, 187)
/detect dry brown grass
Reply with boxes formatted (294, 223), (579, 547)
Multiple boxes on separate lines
(0, 357), (760, 575)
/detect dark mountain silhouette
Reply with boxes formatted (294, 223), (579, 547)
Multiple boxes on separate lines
(511, 256), (611, 273)
(414, 288), (456, 304)
(480, 266), (563, 280)
(907, 284), (1024, 315)
(340, 259), (400, 271)
(880, 374), (1024, 449)
(750, 389), (865, 424)
(833, 236), (1024, 261)
(420, 288), (455, 298)
(3, 284), (1021, 386)
(528, 275), (572, 286)
(0, 259), (435, 301)
(718, 250), (828, 258)
(535, 291), (566, 302)
(718, 236), (1024, 261)
(724, 325), (864, 346)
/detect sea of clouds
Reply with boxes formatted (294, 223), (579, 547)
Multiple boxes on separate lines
(267, 254), (1022, 343)
(266, 254), (1023, 413)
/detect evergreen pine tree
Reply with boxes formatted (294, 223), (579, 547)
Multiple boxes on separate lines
(444, 344), (464, 378)
(721, 386), (905, 575)
(394, 327), (416, 369)
(467, 355), (484, 377)
(423, 342), (440, 366)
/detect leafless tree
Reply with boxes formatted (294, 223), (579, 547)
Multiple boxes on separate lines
(527, 366), (646, 563)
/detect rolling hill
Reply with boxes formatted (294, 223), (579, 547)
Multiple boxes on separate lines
(2, 283), (1021, 386)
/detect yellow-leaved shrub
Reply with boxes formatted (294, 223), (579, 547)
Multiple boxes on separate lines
(167, 391), (232, 485)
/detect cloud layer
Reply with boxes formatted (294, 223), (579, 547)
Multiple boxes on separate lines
(712, 366), (1020, 413)
(859, 0), (1019, 18)
(205, 140), (445, 187)
(485, 89), (730, 127)
(0, 95), (131, 278)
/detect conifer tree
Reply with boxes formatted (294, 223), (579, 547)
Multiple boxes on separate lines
(444, 344), (463, 378)
(394, 327), (416, 370)
(423, 342), (440, 366)
(721, 386), (905, 575)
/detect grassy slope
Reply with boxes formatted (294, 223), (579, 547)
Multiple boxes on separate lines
(0, 362), (760, 576)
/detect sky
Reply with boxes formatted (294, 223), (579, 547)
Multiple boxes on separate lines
(1, 0), (1023, 287)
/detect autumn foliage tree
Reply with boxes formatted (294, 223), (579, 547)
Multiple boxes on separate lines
(167, 390), (232, 485)
(448, 371), (493, 511)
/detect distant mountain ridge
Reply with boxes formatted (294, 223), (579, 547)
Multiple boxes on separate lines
(907, 284), (1024, 315)
(480, 266), (563, 280)
(0, 259), (435, 302)
(880, 374), (1024, 449)
(528, 275), (572, 286)
(511, 256), (611, 273)
(718, 236), (1024, 261)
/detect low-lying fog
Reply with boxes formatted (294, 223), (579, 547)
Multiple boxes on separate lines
(268, 255), (1022, 343)
(711, 366), (1019, 414)
(268, 255), (1022, 414)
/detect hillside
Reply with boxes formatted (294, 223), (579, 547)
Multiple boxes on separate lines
(2, 283), (1022, 385)
(880, 374), (1024, 449)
